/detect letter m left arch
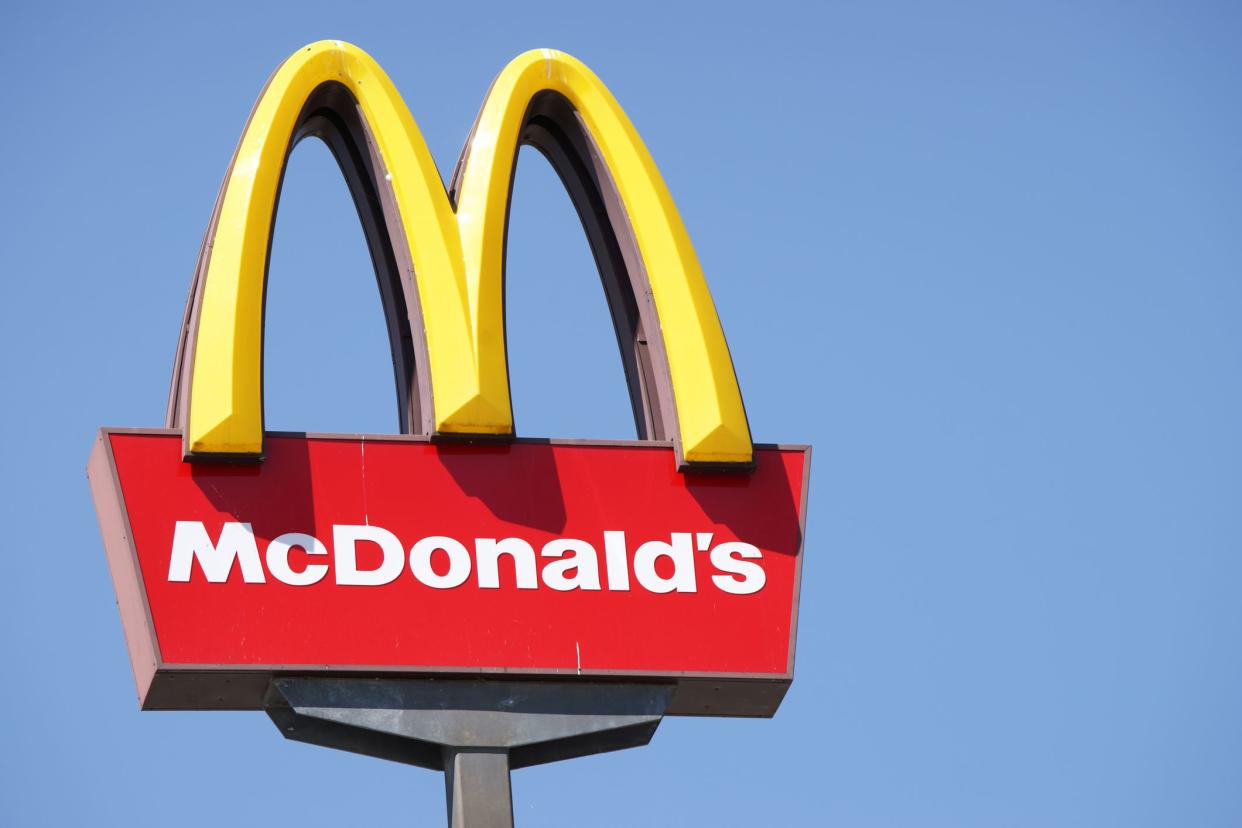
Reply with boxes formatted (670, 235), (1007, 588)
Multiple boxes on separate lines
(167, 41), (753, 468)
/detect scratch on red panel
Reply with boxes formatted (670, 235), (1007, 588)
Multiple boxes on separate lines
(360, 438), (370, 525)
(206, 482), (238, 517)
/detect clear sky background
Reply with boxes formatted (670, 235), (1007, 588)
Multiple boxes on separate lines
(2, 1), (1240, 825)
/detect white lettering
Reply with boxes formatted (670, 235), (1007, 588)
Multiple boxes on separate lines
(633, 533), (697, 593)
(166, 524), (767, 596)
(266, 532), (328, 586)
(541, 538), (601, 591)
(334, 524), (404, 586)
(603, 530), (631, 591)
(476, 538), (538, 589)
(168, 521), (265, 583)
(709, 541), (766, 595)
(410, 536), (471, 589)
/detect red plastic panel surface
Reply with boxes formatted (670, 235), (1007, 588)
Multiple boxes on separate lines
(108, 433), (806, 677)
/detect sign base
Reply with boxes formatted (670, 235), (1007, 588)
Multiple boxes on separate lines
(265, 678), (675, 826)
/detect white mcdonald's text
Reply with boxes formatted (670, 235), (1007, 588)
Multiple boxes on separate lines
(167, 522), (767, 595)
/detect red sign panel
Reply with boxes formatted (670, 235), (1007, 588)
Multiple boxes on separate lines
(89, 429), (809, 716)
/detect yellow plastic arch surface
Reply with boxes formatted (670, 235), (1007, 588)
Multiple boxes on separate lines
(187, 40), (751, 464)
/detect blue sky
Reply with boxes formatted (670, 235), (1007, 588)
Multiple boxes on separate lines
(3, 1), (1241, 825)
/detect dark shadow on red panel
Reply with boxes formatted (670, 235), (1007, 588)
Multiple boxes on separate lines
(683, 449), (805, 556)
(189, 435), (318, 540)
(434, 441), (568, 534)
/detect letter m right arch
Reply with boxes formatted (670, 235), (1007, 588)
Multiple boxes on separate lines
(167, 41), (753, 468)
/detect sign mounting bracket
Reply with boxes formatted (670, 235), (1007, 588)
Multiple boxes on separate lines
(266, 678), (675, 827)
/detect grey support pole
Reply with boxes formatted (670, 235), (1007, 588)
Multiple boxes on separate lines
(266, 678), (674, 827)
(443, 748), (513, 827)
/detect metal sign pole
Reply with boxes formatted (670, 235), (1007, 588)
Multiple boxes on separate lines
(443, 748), (514, 827)
(266, 678), (675, 827)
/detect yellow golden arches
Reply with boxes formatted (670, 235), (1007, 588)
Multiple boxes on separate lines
(174, 40), (752, 465)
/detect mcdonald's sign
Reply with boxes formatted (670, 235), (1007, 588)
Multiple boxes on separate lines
(88, 42), (811, 717)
